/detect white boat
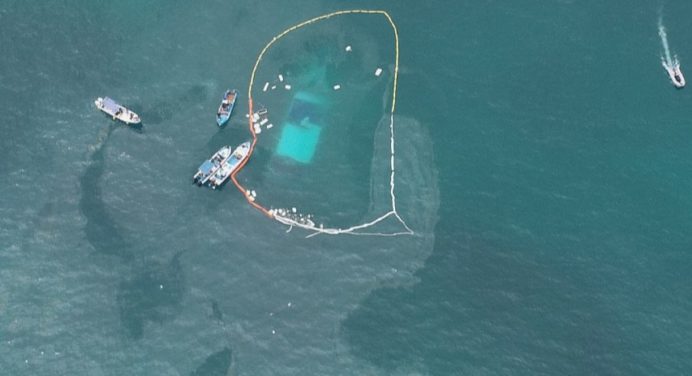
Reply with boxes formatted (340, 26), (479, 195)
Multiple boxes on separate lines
(192, 146), (233, 186)
(208, 141), (251, 189)
(94, 97), (141, 125)
(663, 61), (686, 88)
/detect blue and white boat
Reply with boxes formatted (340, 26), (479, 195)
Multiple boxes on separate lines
(216, 89), (238, 126)
(94, 97), (141, 125)
(192, 145), (233, 186)
(208, 141), (251, 189)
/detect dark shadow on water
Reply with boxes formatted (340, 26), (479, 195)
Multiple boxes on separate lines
(190, 347), (233, 376)
(341, 222), (630, 375)
(79, 124), (134, 261)
(125, 122), (144, 134)
(136, 84), (209, 125)
(116, 252), (186, 339)
(81, 127), (189, 340)
(209, 299), (223, 322)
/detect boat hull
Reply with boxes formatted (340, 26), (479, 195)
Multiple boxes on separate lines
(663, 62), (686, 89)
(216, 89), (238, 126)
(95, 97), (142, 125)
(208, 141), (251, 189)
(192, 146), (233, 186)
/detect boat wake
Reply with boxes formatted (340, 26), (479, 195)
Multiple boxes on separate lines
(658, 16), (685, 88)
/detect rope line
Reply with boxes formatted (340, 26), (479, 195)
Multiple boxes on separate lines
(231, 9), (413, 236)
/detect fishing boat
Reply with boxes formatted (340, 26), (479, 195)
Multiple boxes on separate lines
(94, 97), (141, 125)
(208, 141), (251, 189)
(216, 89), (238, 126)
(663, 61), (686, 88)
(192, 146), (233, 186)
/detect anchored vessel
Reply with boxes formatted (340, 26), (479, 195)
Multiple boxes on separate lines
(94, 97), (141, 125)
(192, 146), (233, 186)
(664, 61), (686, 88)
(216, 89), (238, 126)
(208, 141), (251, 189)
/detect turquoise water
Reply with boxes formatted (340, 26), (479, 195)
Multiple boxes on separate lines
(275, 92), (325, 164)
(2, 1), (692, 375)
(276, 122), (321, 164)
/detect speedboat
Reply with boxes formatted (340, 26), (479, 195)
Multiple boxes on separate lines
(192, 146), (233, 186)
(663, 61), (686, 88)
(672, 64), (686, 88)
(208, 141), (251, 189)
(94, 97), (141, 125)
(216, 89), (238, 126)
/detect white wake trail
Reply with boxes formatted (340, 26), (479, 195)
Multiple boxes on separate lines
(658, 17), (674, 68)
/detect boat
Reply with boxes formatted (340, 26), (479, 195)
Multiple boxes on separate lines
(663, 60), (686, 88)
(208, 141), (251, 189)
(192, 146), (233, 186)
(672, 64), (686, 88)
(94, 97), (141, 125)
(216, 89), (238, 126)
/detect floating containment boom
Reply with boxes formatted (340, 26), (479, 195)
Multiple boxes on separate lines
(230, 9), (414, 237)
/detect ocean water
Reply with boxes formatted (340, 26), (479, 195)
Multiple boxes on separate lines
(1, 1), (692, 375)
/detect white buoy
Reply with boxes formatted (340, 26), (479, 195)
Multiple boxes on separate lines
(159, 284), (163, 289)
(267, 123), (273, 129)
(278, 74), (284, 82)
(375, 68), (383, 76)
(284, 84), (291, 90)
(333, 84), (341, 90)
(249, 196), (255, 202)
(292, 207), (297, 213)
(271, 85), (276, 90)
(345, 45), (352, 52)
(251, 190), (257, 197)
(288, 302), (292, 307)
(246, 190), (251, 196)
(255, 127), (262, 134)
(252, 113), (260, 122)
(263, 82), (269, 92)
(245, 113), (249, 118)
(260, 118), (268, 126)
(272, 329), (276, 334)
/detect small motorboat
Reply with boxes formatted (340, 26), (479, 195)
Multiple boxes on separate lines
(216, 89), (238, 126)
(94, 97), (141, 125)
(663, 61), (686, 89)
(208, 141), (251, 189)
(192, 146), (233, 186)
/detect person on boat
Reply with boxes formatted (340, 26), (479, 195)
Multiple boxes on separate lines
(218, 102), (229, 116)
